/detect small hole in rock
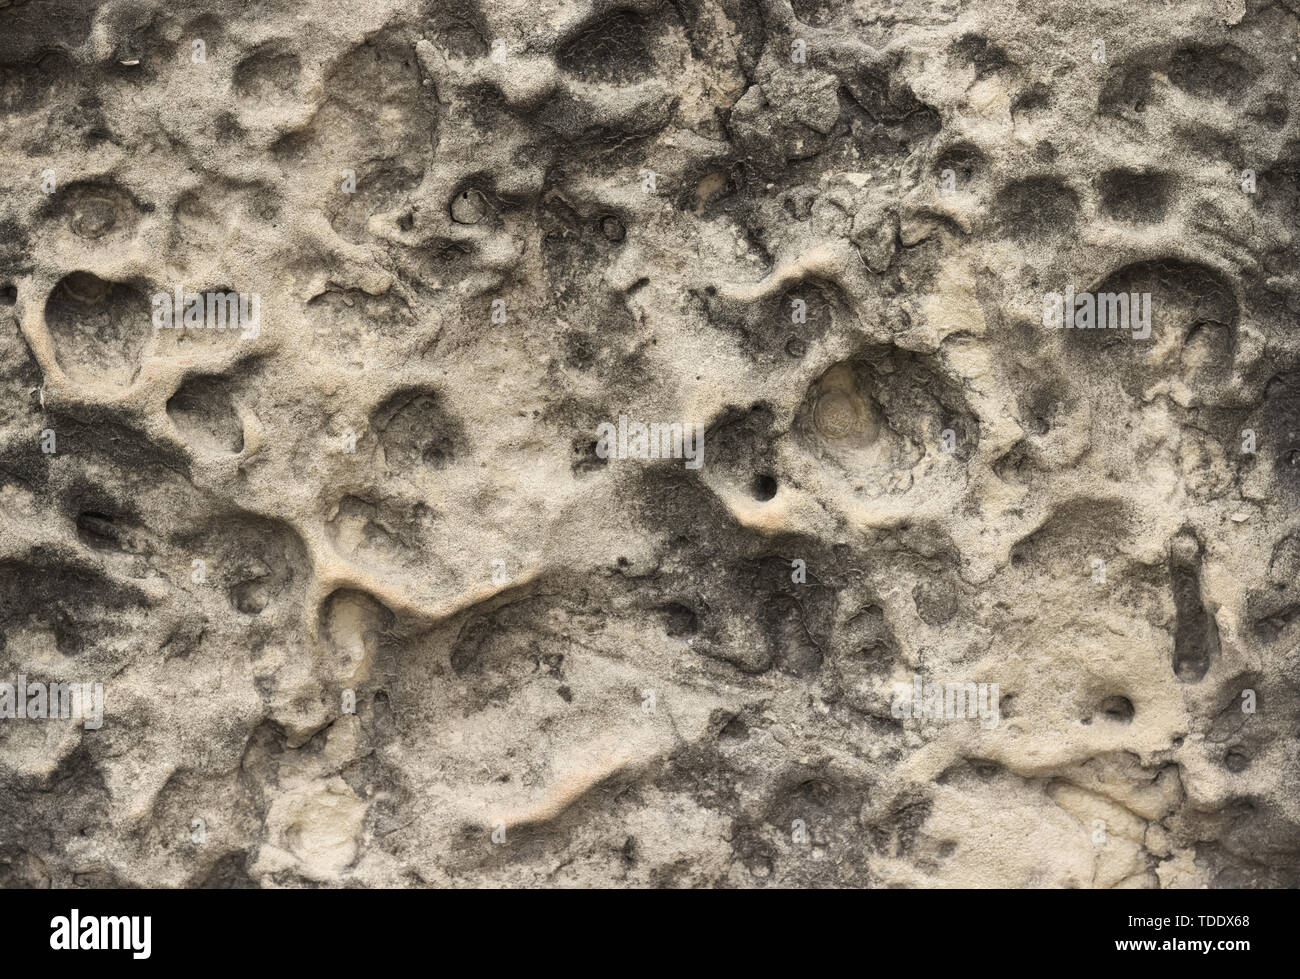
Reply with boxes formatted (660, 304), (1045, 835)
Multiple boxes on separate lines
(719, 714), (748, 740)
(600, 215), (625, 242)
(1100, 695), (1134, 723)
(76, 511), (120, 550)
(751, 474), (777, 501)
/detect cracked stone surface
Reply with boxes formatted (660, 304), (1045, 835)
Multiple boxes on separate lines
(0, 0), (1298, 888)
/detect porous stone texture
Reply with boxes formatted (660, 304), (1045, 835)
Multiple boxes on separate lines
(0, 0), (1298, 889)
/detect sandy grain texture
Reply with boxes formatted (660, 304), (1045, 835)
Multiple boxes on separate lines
(0, 0), (1298, 888)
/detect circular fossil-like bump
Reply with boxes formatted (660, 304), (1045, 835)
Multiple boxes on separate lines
(49, 182), (142, 243)
(912, 579), (957, 626)
(813, 390), (878, 442)
(69, 194), (119, 239)
(450, 189), (488, 225)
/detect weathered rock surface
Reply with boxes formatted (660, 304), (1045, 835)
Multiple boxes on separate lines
(0, 0), (1298, 888)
